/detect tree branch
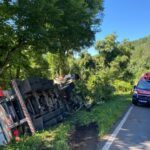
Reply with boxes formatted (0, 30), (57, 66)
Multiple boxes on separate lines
(0, 39), (25, 75)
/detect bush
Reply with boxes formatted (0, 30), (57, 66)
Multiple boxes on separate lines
(86, 70), (114, 103)
(113, 80), (132, 93)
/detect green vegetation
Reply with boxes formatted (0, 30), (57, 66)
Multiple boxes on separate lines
(70, 34), (133, 104)
(1, 0), (150, 149)
(0, 0), (103, 80)
(0, 94), (131, 150)
(0, 123), (71, 150)
(72, 94), (131, 136)
(129, 35), (150, 83)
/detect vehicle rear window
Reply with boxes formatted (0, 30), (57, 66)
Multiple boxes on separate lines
(137, 80), (150, 90)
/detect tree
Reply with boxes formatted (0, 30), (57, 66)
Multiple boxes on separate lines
(44, 52), (69, 78)
(0, 0), (104, 76)
(95, 34), (119, 67)
(95, 34), (133, 80)
(0, 50), (49, 86)
(129, 35), (150, 81)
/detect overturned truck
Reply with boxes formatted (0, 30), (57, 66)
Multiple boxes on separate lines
(0, 77), (70, 145)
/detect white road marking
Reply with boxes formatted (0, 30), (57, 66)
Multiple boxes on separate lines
(101, 106), (133, 150)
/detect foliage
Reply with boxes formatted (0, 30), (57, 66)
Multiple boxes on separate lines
(0, 50), (49, 88)
(86, 70), (114, 102)
(74, 94), (131, 136)
(95, 34), (133, 81)
(113, 80), (132, 94)
(1, 123), (71, 150)
(65, 34), (134, 106)
(95, 34), (119, 67)
(44, 52), (69, 78)
(0, 0), (104, 76)
(129, 35), (150, 82)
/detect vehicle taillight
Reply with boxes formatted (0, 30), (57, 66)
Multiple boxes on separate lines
(13, 129), (20, 142)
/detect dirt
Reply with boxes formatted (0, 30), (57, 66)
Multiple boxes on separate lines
(69, 123), (99, 150)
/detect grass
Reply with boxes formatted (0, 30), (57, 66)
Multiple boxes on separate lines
(1, 123), (72, 150)
(72, 94), (131, 136)
(0, 94), (131, 150)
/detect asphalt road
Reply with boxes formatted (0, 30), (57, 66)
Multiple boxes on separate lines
(101, 105), (150, 150)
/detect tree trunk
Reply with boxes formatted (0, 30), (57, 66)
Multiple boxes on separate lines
(16, 66), (20, 79)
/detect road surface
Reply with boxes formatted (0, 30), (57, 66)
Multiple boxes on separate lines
(100, 105), (150, 150)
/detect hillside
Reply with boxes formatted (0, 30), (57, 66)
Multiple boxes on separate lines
(129, 35), (150, 81)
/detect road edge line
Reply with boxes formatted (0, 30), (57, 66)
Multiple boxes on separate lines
(101, 105), (133, 150)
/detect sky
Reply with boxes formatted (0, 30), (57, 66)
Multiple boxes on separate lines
(88, 0), (150, 55)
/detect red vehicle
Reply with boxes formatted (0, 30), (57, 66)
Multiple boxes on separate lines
(132, 73), (150, 105)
